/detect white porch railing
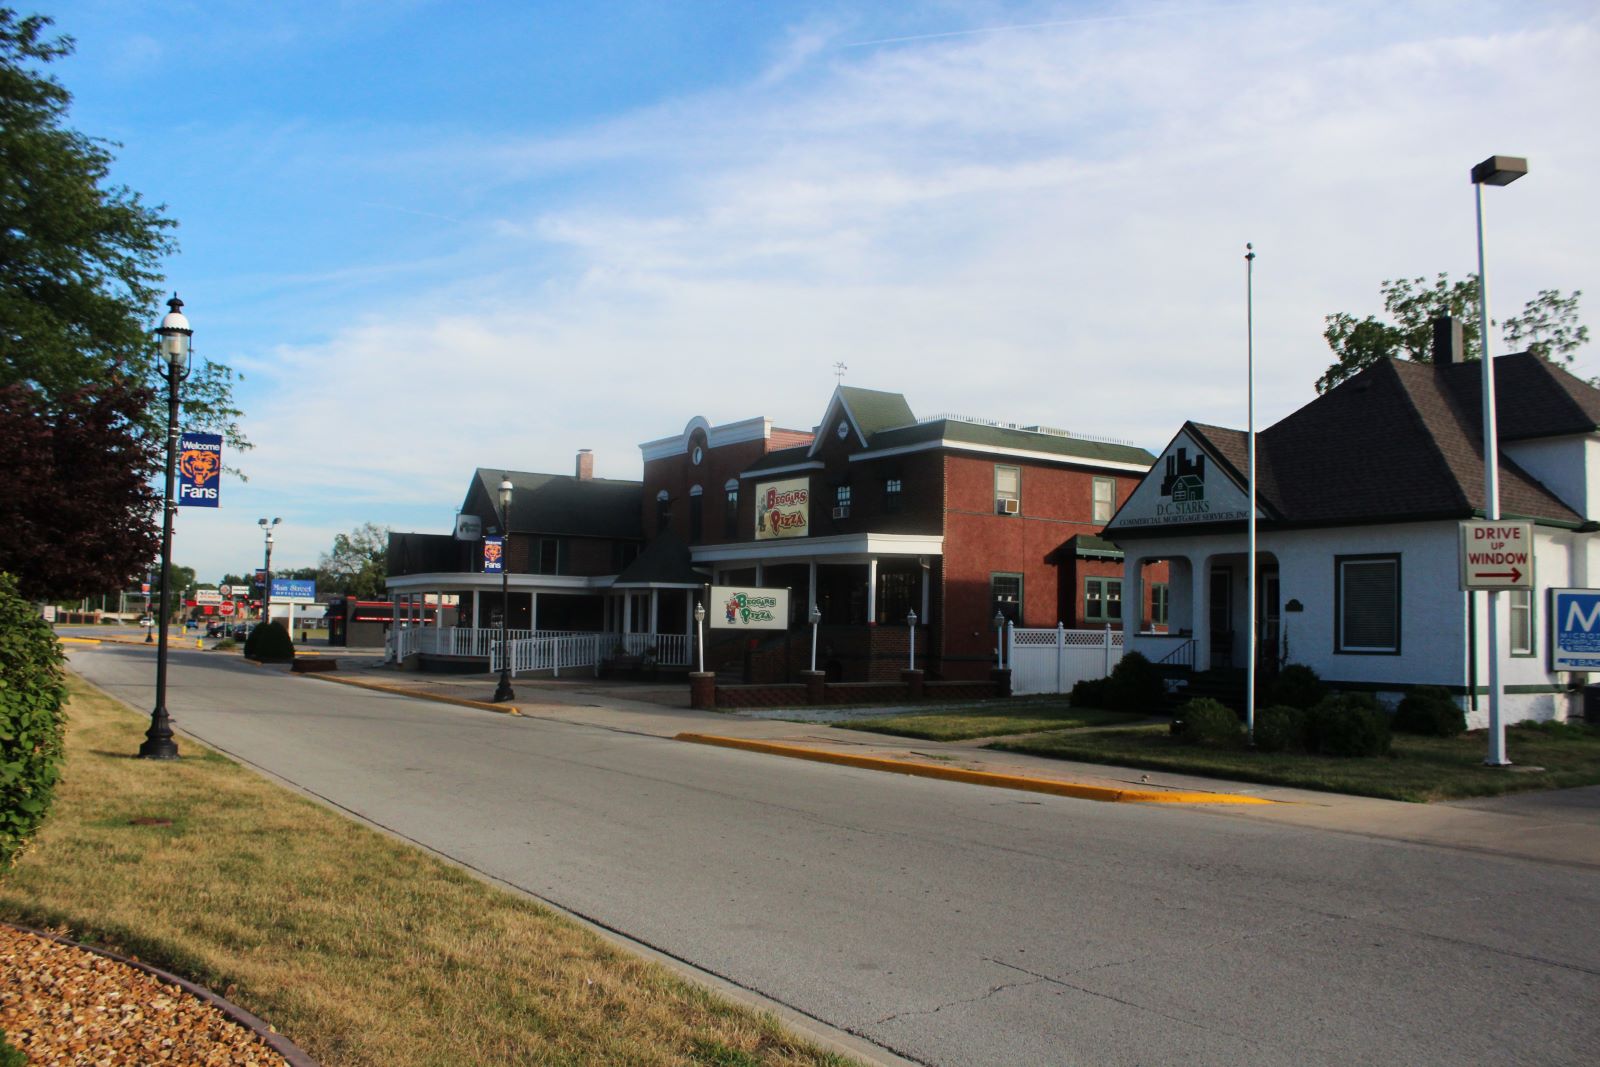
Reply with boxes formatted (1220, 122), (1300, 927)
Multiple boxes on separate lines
(462, 628), (695, 677)
(1007, 624), (1125, 695)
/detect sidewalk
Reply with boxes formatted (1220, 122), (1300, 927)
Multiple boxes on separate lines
(302, 662), (1600, 869)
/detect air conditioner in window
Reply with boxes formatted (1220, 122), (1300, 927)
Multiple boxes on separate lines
(832, 506), (850, 519)
(999, 498), (1020, 515)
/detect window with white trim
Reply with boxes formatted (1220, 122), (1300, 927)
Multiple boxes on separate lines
(1509, 588), (1534, 656)
(1336, 555), (1400, 654)
(991, 573), (1022, 624)
(1085, 577), (1122, 623)
(1092, 477), (1116, 523)
(995, 465), (1020, 515)
(1151, 582), (1169, 627)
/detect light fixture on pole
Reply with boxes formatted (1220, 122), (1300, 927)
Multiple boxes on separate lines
(139, 295), (192, 760)
(906, 608), (918, 670)
(1472, 154), (1527, 768)
(258, 517), (281, 626)
(1245, 242), (1257, 744)
(808, 604), (822, 672)
(993, 611), (1007, 669)
(694, 601), (706, 673)
(493, 475), (516, 703)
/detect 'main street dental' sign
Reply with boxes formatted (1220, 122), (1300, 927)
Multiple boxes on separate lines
(710, 586), (789, 630)
(754, 477), (809, 540)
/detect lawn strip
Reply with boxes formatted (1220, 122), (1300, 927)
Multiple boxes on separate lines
(0, 675), (860, 1067)
(992, 724), (1600, 802)
(830, 703), (1144, 741)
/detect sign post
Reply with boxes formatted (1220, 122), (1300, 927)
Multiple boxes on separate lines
(1460, 520), (1534, 768)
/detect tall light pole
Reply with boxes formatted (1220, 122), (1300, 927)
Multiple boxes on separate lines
(1245, 242), (1257, 744)
(258, 517), (281, 627)
(1472, 154), (1527, 768)
(493, 475), (516, 703)
(139, 295), (191, 760)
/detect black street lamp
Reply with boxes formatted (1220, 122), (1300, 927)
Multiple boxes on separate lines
(493, 475), (515, 702)
(139, 295), (191, 760)
(258, 517), (281, 627)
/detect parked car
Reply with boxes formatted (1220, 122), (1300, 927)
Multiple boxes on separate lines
(205, 621), (226, 637)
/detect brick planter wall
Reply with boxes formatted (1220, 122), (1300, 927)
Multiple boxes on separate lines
(709, 677), (1005, 709)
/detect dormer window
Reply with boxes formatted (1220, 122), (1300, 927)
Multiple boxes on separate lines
(836, 421), (849, 440)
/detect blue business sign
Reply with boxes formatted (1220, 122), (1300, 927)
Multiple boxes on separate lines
(270, 579), (316, 601)
(177, 432), (223, 507)
(1550, 588), (1600, 670)
(483, 536), (503, 574)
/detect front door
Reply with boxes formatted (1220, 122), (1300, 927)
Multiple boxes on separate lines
(1260, 570), (1281, 672)
(1209, 568), (1232, 669)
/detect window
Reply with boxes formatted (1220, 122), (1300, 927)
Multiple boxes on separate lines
(724, 481), (739, 538)
(1086, 577), (1122, 623)
(537, 538), (558, 575)
(835, 484), (852, 507)
(1093, 477), (1116, 523)
(1151, 582), (1169, 627)
(995, 465), (1020, 515)
(688, 487), (703, 542)
(1509, 588), (1534, 656)
(991, 573), (1022, 624)
(884, 477), (903, 512)
(655, 490), (670, 533)
(877, 570), (917, 625)
(1336, 555), (1400, 654)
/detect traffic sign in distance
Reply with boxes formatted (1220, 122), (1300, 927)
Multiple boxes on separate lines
(1460, 521), (1534, 590)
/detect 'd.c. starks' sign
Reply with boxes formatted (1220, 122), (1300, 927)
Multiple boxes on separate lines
(754, 477), (809, 540)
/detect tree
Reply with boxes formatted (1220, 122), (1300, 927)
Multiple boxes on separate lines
(320, 523), (390, 600)
(1316, 273), (1589, 393)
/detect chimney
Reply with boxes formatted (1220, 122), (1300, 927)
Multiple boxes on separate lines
(576, 449), (594, 480)
(1431, 316), (1465, 365)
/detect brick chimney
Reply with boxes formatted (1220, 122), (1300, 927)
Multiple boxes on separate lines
(576, 449), (594, 480)
(1431, 316), (1465, 365)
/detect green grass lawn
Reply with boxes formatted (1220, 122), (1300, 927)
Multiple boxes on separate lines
(992, 720), (1600, 802)
(829, 700), (1146, 741)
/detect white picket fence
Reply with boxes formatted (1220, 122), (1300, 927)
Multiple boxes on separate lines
(1006, 624), (1124, 695)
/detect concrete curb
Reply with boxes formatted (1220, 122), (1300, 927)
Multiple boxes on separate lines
(297, 671), (523, 716)
(675, 733), (1275, 805)
(58, 637), (102, 645)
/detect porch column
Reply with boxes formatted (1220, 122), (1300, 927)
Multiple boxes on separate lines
(920, 564), (929, 622)
(531, 591), (539, 632)
(624, 594), (633, 634)
(650, 589), (660, 634)
(1192, 558), (1209, 669)
(435, 589), (444, 628)
(867, 557), (878, 625)
(808, 560), (818, 616)
(471, 591), (480, 628)
(755, 562), (764, 585)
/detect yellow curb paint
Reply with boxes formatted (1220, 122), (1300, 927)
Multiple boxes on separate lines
(299, 672), (522, 716)
(58, 637), (102, 645)
(675, 733), (1274, 805)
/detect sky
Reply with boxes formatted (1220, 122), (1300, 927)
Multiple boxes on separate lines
(40, 0), (1600, 583)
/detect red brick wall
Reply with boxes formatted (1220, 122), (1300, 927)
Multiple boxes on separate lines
(643, 429), (814, 546)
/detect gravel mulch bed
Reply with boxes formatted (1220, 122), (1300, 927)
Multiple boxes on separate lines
(0, 924), (301, 1065)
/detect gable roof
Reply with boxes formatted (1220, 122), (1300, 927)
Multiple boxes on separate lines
(464, 468), (643, 540)
(809, 386), (916, 454)
(613, 528), (705, 587)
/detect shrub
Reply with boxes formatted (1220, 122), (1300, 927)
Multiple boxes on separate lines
(1070, 676), (1113, 709)
(1253, 704), (1309, 753)
(1308, 693), (1391, 757)
(1270, 663), (1327, 710)
(212, 638), (238, 652)
(1393, 685), (1466, 738)
(0, 573), (68, 869)
(1108, 651), (1165, 713)
(0, 1027), (25, 1067)
(1173, 697), (1242, 745)
(243, 620), (295, 662)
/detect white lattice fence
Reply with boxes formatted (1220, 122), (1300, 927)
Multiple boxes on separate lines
(1006, 624), (1124, 695)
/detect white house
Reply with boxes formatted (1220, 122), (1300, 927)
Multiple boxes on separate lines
(1104, 335), (1600, 726)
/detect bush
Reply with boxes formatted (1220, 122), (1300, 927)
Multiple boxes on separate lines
(211, 638), (238, 652)
(1253, 705), (1309, 753)
(1108, 651), (1165, 713)
(1173, 697), (1242, 745)
(243, 620), (295, 662)
(1309, 693), (1392, 757)
(1070, 676), (1113, 709)
(1393, 685), (1466, 738)
(1270, 663), (1327, 710)
(0, 1027), (25, 1067)
(0, 573), (68, 869)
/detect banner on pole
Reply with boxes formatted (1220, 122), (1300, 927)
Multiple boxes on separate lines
(483, 537), (503, 574)
(177, 432), (223, 507)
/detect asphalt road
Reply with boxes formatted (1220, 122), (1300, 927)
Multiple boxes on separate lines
(68, 644), (1600, 1067)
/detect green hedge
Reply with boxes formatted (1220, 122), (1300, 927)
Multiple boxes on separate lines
(243, 620), (295, 662)
(0, 573), (68, 868)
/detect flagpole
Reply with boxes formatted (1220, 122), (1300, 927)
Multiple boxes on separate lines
(1246, 243), (1257, 743)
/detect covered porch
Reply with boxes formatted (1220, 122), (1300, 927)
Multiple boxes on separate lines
(1122, 549), (1282, 675)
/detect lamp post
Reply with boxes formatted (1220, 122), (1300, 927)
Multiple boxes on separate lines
(993, 611), (1007, 669)
(808, 605), (822, 671)
(1472, 154), (1527, 768)
(258, 517), (281, 628)
(493, 475), (516, 703)
(139, 295), (191, 760)
(906, 608), (918, 670)
(694, 601), (706, 673)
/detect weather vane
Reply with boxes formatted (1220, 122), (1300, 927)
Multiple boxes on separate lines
(833, 361), (848, 382)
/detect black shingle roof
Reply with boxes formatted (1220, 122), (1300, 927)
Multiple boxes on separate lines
(465, 468), (643, 539)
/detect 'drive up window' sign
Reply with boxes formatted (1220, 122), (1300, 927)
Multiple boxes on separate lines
(177, 432), (223, 507)
(483, 536), (503, 573)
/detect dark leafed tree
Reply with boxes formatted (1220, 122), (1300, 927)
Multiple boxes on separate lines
(1317, 273), (1589, 393)
(0, 379), (160, 600)
(320, 523), (391, 600)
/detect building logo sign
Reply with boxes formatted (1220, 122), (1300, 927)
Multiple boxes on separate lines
(1551, 588), (1600, 670)
(177, 432), (223, 507)
(483, 536), (503, 573)
(270, 579), (316, 602)
(754, 477), (809, 540)
(1112, 438), (1250, 529)
(710, 585), (789, 630)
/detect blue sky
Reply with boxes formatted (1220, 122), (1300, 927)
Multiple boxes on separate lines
(43, 0), (1600, 582)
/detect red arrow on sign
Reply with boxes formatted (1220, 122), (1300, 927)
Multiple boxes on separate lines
(1478, 568), (1523, 582)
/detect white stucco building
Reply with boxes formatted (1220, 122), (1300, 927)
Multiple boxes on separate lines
(1105, 342), (1600, 725)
